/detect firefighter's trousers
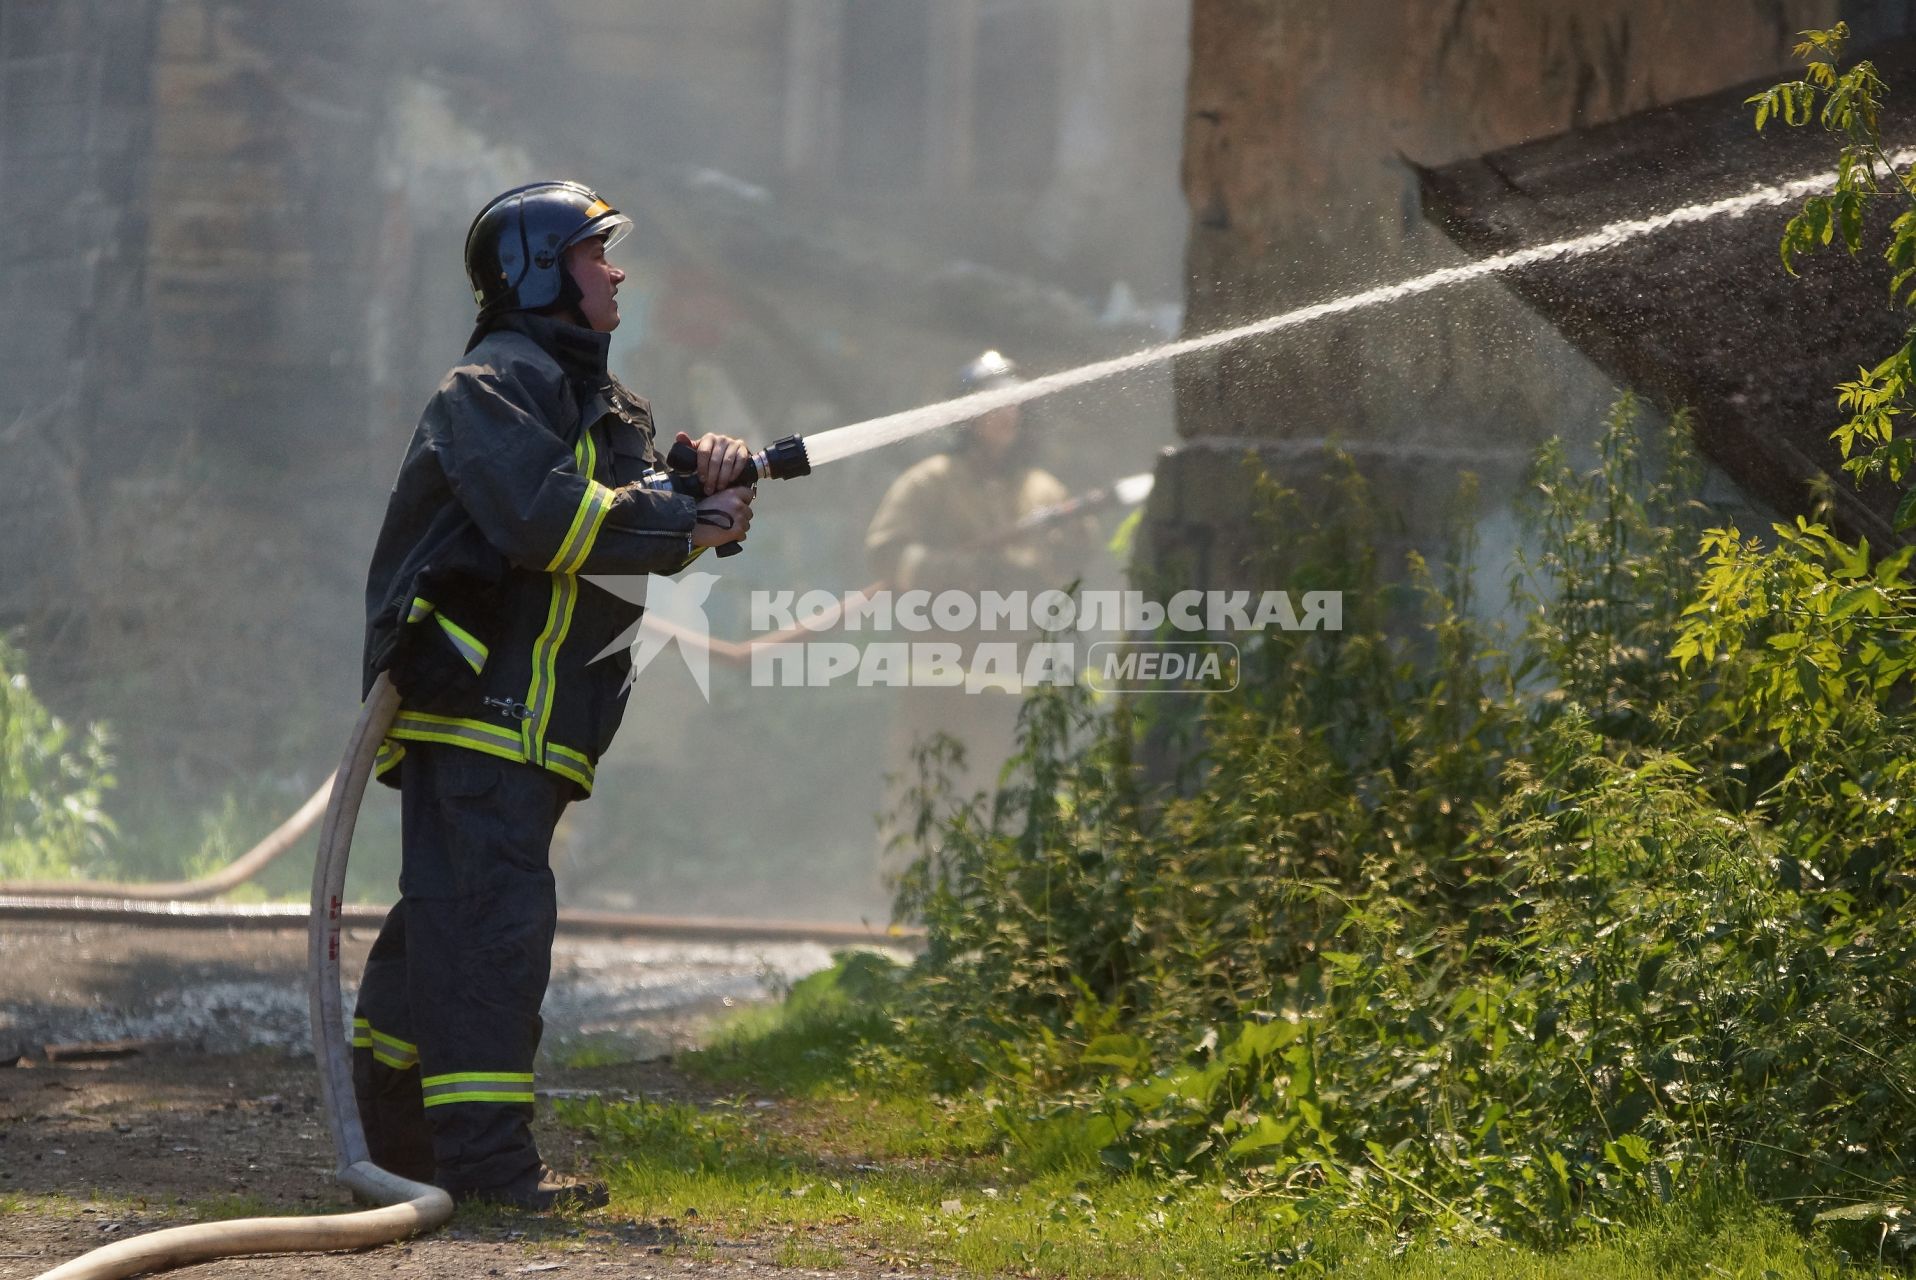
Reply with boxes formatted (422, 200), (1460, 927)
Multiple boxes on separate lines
(351, 741), (570, 1191)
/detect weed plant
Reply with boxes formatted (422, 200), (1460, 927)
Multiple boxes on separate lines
(825, 397), (1916, 1251)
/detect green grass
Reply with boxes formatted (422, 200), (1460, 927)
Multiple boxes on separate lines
(556, 990), (1908, 1280)
(774, 1237), (845, 1268)
(563, 1101), (1895, 1278)
(688, 948), (905, 1095)
(548, 1032), (652, 1070)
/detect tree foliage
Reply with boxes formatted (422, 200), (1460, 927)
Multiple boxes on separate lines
(1749, 23), (1916, 506)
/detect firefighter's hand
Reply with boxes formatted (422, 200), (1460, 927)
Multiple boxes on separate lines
(691, 485), (756, 548)
(677, 431), (751, 493)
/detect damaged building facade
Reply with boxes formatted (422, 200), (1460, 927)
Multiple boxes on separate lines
(1150, 0), (1913, 589)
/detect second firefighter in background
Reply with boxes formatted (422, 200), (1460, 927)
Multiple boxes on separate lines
(865, 351), (1089, 869)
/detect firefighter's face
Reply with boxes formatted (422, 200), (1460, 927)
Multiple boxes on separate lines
(565, 236), (625, 332)
(977, 404), (1021, 458)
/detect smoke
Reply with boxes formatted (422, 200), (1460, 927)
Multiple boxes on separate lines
(1, 0), (1190, 920)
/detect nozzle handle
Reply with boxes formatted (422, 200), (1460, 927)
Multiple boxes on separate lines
(664, 439), (763, 489)
(665, 434), (810, 559)
(666, 439), (751, 557)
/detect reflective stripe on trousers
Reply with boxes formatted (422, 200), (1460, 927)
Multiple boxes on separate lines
(352, 1016), (420, 1071)
(420, 1072), (537, 1108)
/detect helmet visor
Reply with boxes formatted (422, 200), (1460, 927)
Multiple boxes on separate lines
(572, 210), (632, 254)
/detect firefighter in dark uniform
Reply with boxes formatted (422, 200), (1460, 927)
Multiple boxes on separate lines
(353, 181), (757, 1209)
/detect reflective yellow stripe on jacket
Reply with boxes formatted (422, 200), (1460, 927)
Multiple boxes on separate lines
(546, 480), (618, 576)
(545, 425), (616, 576)
(374, 739), (407, 778)
(434, 615), (489, 674)
(523, 430), (599, 767)
(381, 715), (598, 791)
(522, 574), (579, 765)
(406, 597), (489, 674)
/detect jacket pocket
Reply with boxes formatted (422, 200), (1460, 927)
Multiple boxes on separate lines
(391, 589), (495, 704)
(606, 413), (661, 484)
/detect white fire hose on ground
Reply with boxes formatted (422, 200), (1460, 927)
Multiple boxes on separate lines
(0, 776), (337, 901)
(35, 674), (454, 1280)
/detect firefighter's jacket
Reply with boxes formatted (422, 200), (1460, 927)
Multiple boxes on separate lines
(362, 311), (697, 795)
(865, 448), (1075, 597)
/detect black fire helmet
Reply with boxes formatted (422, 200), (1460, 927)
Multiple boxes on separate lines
(463, 181), (632, 322)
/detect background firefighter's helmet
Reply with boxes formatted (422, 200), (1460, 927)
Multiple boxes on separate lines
(464, 181), (632, 321)
(958, 349), (1023, 396)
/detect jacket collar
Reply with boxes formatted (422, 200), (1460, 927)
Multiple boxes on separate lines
(468, 310), (611, 384)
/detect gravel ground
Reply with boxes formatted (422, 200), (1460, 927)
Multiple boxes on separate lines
(0, 921), (940, 1280)
(0, 920), (844, 1061)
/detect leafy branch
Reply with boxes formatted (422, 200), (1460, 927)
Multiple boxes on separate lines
(1749, 23), (1916, 508)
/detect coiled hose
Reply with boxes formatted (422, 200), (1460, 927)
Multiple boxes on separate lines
(35, 674), (454, 1280)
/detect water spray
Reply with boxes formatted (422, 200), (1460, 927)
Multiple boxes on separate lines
(638, 143), (1916, 500)
(796, 148), (1916, 472)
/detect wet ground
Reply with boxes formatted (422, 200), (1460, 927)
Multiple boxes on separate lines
(0, 921), (938, 1279)
(0, 920), (845, 1063)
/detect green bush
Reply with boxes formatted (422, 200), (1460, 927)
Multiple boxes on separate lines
(0, 637), (116, 878)
(869, 396), (1916, 1247)
(856, 41), (1916, 1241)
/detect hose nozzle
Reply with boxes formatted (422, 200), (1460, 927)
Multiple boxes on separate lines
(753, 434), (811, 481)
(656, 435), (810, 559)
(664, 434), (810, 488)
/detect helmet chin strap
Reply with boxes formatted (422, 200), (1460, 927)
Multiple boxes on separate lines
(550, 261), (587, 325)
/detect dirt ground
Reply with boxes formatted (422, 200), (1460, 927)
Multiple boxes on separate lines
(0, 922), (942, 1279)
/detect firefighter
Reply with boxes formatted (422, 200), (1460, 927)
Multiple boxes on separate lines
(865, 351), (1073, 600)
(352, 181), (756, 1210)
(865, 351), (1086, 867)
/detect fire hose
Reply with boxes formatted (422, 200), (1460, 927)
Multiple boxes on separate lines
(34, 673), (451, 1280)
(0, 777), (336, 902)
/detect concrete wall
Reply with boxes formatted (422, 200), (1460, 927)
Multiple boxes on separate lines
(0, 0), (160, 639)
(1150, 0), (1878, 591)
